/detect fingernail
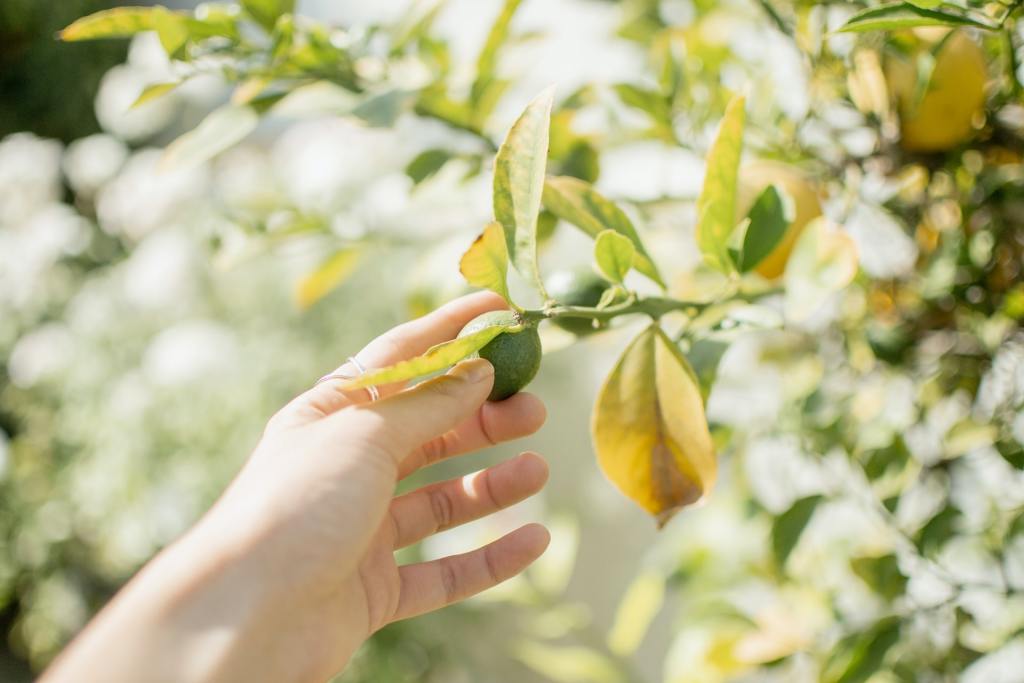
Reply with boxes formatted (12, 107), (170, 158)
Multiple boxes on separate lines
(450, 358), (494, 384)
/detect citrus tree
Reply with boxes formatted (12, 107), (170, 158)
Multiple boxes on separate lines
(1, 0), (1021, 680)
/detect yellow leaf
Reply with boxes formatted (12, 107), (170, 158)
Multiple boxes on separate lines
(60, 7), (189, 53)
(130, 81), (180, 109)
(515, 641), (623, 683)
(295, 248), (361, 309)
(607, 570), (665, 656)
(592, 324), (716, 526)
(459, 222), (512, 305)
(339, 324), (514, 390)
(695, 95), (746, 273)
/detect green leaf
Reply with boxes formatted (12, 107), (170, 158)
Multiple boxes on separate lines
(823, 617), (901, 683)
(738, 184), (791, 272)
(351, 89), (414, 128)
(60, 6), (191, 54)
(851, 554), (907, 602)
(241, 0), (296, 31)
(295, 247), (362, 310)
(339, 324), (514, 391)
(459, 222), (513, 305)
(161, 105), (259, 171)
(130, 81), (181, 109)
(542, 176), (665, 288)
(916, 505), (961, 556)
(493, 87), (555, 299)
(696, 95), (746, 273)
(559, 140), (600, 184)
(771, 495), (822, 567)
(838, 2), (994, 33)
(613, 83), (674, 141)
(472, 0), (523, 106)
(406, 149), (454, 185)
(593, 230), (636, 284)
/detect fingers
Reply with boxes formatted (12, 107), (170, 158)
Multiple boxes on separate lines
(398, 392), (546, 479)
(336, 358), (496, 466)
(390, 524), (550, 623)
(359, 291), (507, 375)
(390, 452), (549, 549)
(274, 291), (507, 427)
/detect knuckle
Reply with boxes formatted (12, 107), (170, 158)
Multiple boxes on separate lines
(477, 408), (499, 447)
(480, 468), (500, 508)
(440, 558), (460, 602)
(427, 487), (455, 531)
(344, 418), (402, 471)
(424, 374), (466, 402)
(419, 434), (448, 465)
(483, 544), (501, 584)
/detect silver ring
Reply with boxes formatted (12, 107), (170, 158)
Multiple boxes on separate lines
(315, 356), (380, 402)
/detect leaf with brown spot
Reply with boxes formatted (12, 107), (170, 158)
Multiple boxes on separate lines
(592, 324), (716, 526)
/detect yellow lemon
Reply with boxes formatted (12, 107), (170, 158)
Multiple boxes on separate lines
(885, 30), (987, 153)
(736, 161), (823, 280)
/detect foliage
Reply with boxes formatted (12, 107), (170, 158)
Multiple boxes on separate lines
(1, 0), (1024, 681)
(0, 0), (127, 142)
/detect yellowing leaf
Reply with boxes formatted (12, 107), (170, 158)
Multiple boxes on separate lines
(696, 95), (746, 273)
(593, 230), (635, 284)
(130, 81), (181, 109)
(459, 222), (513, 305)
(494, 87), (554, 298)
(295, 248), (362, 310)
(515, 641), (622, 683)
(339, 324), (514, 390)
(161, 105), (259, 171)
(542, 176), (665, 288)
(607, 570), (665, 656)
(592, 325), (716, 526)
(60, 6), (191, 54)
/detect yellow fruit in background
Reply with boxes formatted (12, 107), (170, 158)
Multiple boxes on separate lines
(736, 161), (823, 280)
(885, 30), (987, 153)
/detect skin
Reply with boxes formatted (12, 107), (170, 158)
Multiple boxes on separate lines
(41, 292), (550, 683)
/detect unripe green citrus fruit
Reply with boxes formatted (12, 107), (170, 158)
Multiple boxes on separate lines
(546, 268), (608, 336)
(458, 310), (542, 401)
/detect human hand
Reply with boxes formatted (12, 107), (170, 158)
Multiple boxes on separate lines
(42, 292), (550, 683)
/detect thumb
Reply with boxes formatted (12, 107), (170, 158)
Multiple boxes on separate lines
(334, 358), (495, 464)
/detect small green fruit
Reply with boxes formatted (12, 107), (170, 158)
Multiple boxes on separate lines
(458, 310), (542, 401)
(546, 268), (607, 336)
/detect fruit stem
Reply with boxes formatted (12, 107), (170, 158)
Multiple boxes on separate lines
(521, 296), (707, 324)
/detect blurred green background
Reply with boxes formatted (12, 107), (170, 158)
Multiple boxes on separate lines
(3, 1), (1024, 682)
(0, 0), (127, 142)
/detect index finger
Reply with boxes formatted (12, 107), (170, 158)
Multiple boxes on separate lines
(355, 291), (508, 378)
(278, 292), (508, 425)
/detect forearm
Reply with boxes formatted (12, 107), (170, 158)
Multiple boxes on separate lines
(40, 518), (292, 683)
